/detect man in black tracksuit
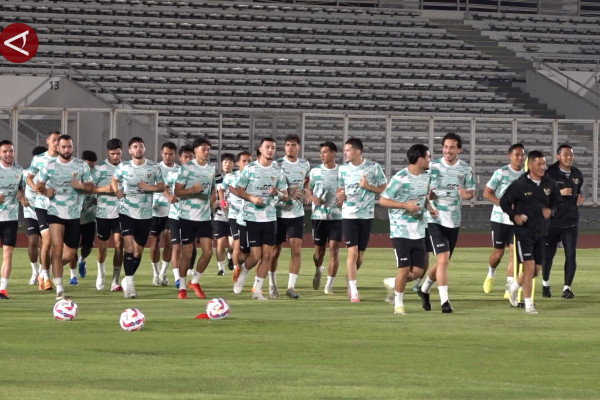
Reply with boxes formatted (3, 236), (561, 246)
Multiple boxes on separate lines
(500, 150), (561, 314)
(542, 144), (584, 299)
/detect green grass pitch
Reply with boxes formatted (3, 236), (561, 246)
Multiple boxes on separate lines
(2, 247), (600, 399)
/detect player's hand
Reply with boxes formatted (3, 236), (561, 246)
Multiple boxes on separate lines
(560, 187), (573, 196)
(457, 186), (469, 199)
(428, 189), (438, 201)
(359, 173), (369, 189)
(312, 196), (324, 206)
(0, 193), (4, 204)
(46, 187), (56, 199)
(404, 201), (421, 213)
(577, 194), (584, 205)
(71, 177), (84, 190)
(20, 196), (29, 207)
(514, 214), (527, 225)
(137, 180), (153, 191)
(542, 207), (552, 219)
(116, 190), (125, 199)
(252, 195), (265, 207)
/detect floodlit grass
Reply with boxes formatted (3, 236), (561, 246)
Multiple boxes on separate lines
(2, 248), (600, 399)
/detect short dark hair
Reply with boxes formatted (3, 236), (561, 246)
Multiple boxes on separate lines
(178, 144), (193, 156)
(508, 143), (524, 154)
(320, 141), (337, 152)
(32, 146), (47, 156)
(257, 137), (275, 156)
(128, 137), (144, 147)
(192, 137), (211, 149)
(557, 143), (573, 155)
(407, 144), (429, 165)
(345, 138), (363, 152)
(161, 141), (177, 152)
(285, 134), (300, 145)
(236, 150), (252, 162)
(528, 150), (545, 162)
(221, 153), (235, 162)
(48, 130), (60, 137)
(82, 150), (98, 162)
(442, 132), (462, 149)
(0, 139), (13, 147)
(106, 138), (122, 150)
(58, 134), (72, 142)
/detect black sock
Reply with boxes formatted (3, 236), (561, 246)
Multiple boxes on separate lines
(123, 252), (135, 276)
(133, 256), (142, 274)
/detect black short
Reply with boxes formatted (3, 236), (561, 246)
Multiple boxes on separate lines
(491, 221), (514, 249)
(276, 216), (304, 244)
(47, 215), (81, 249)
(35, 207), (49, 232)
(246, 220), (277, 247)
(79, 221), (96, 248)
(424, 227), (433, 252)
(238, 223), (250, 254)
(179, 219), (213, 245)
(228, 218), (241, 241)
(515, 230), (545, 264)
(168, 218), (181, 245)
(96, 217), (121, 241)
(0, 220), (18, 247)
(427, 223), (459, 257)
(25, 217), (40, 236)
(392, 237), (426, 268)
(312, 219), (342, 246)
(119, 214), (152, 247)
(149, 216), (168, 236)
(213, 220), (231, 239)
(343, 219), (373, 251)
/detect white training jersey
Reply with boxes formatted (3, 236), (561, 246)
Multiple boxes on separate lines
(152, 161), (177, 218)
(0, 163), (23, 221)
(28, 151), (57, 210)
(176, 159), (215, 221)
(92, 159), (120, 219)
(237, 160), (287, 223)
(275, 156), (310, 219)
(114, 159), (163, 220)
(308, 163), (342, 221)
(486, 164), (523, 225)
(338, 158), (387, 219)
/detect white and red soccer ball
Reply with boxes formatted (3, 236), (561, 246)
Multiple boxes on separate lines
(206, 298), (230, 320)
(53, 298), (78, 321)
(119, 308), (146, 331)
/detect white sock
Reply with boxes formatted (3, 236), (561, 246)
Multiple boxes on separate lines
(78, 255), (85, 264)
(488, 266), (496, 278)
(287, 273), (298, 290)
(217, 260), (225, 271)
(31, 262), (39, 274)
(414, 277), (422, 286)
(269, 270), (277, 288)
(421, 277), (434, 294)
(191, 271), (202, 284)
(226, 251), (232, 261)
(179, 276), (187, 290)
(511, 281), (520, 291)
(172, 268), (180, 281)
(348, 280), (358, 297)
(0, 278), (8, 291)
(239, 265), (249, 282)
(70, 268), (77, 279)
(325, 276), (334, 290)
(97, 262), (106, 278)
(394, 291), (404, 308)
(524, 297), (533, 308)
(125, 275), (134, 287)
(151, 262), (160, 277)
(254, 277), (265, 293)
(54, 277), (63, 288)
(543, 280), (550, 287)
(438, 285), (449, 304)
(507, 277), (514, 285)
(563, 285), (570, 291)
(160, 261), (170, 276)
(112, 265), (121, 284)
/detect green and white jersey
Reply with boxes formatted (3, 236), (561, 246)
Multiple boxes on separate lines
(486, 164), (523, 225)
(427, 158), (475, 228)
(93, 160), (120, 219)
(0, 163), (23, 221)
(28, 151), (57, 210)
(213, 173), (229, 222)
(308, 163), (342, 221)
(80, 193), (97, 224)
(176, 160), (215, 221)
(152, 161), (176, 218)
(165, 164), (181, 220)
(275, 156), (310, 218)
(114, 159), (163, 220)
(381, 168), (430, 239)
(338, 158), (387, 219)
(22, 167), (36, 220)
(39, 158), (92, 220)
(237, 161), (287, 222)
(222, 171), (242, 221)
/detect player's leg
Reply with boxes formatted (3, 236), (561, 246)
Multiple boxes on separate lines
(158, 229), (172, 285)
(25, 218), (41, 285)
(561, 226), (578, 299)
(0, 222), (18, 299)
(111, 229), (124, 291)
(541, 228), (560, 297)
(149, 217), (163, 285)
(36, 208), (53, 290)
(188, 226), (213, 299)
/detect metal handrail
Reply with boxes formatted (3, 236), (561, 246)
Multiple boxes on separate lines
(534, 59), (600, 109)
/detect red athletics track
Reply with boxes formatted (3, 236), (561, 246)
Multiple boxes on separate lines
(12, 233), (600, 249)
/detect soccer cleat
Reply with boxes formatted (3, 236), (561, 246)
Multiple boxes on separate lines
(28, 273), (39, 286)
(69, 277), (79, 286)
(177, 289), (188, 299)
(233, 279), (245, 294)
(383, 277), (395, 303)
(38, 275), (44, 290)
(158, 274), (169, 286)
(286, 288), (300, 299)
(217, 270), (225, 276)
(394, 306), (407, 315)
(0, 289), (9, 299)
(78, 260), (87, 278)
(152, 276), (160, 286)
(441, 301), (453, 313)
(175, 279), (180, 289)
(232, 266), (240, 283)
(123, 280), (137, 299)
(324, 287), (334, 295)
(508, 284), (519, 307)
(561, 288), (575, 299)
(44, 279), (53, 291)
(542, 286), (552, 298)
(55, 290), (65, 301)
(227, 256), (234, 270)
(312, 266), (324, 290)
(96, 276), (105, 291)
(483, 276), (494, 294)
(350, 294), (360, 303)
(525, 305), (538, 314)
(269, 285), (279, 299)
(251, 291), (268, 301)
(110, 284), (122, 292)
(188, 282), (206, 299)
(417, 287), (431, 311)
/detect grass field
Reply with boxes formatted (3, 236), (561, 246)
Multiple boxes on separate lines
(2, 247), (600, 399)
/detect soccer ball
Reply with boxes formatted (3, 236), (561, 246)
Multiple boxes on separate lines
(206, 298), (230, 320)
(119, 308), (145, 331)
(53, 298), (78, 321)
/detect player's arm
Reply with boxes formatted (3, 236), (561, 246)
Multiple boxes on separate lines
(483, 186), (499, 205)
(92, 183), (114, 194)
(236, 186), (264, 206)
(137, 180), (164, 193)
(174, 181), (202, 197)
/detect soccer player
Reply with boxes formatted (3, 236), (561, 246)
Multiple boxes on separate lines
(67, 150), (98, 286)
(93, 139), (124, 291)
(149, 142), (178, 286)
(418, 132), (475, 313)
(22, 145), (46, 286)
(501, 150), (561, 314)
(380, 144), (437, 315)
(213, 153), (235, 276)
(0, 140), (24, 299)
(272, 134), (310, 299)
(542, 144), (584, 299)
(233, 137), (288, 300)
(306, 141), (342, 295)
(337, 137), (387, 303)
(111, 137), (164, 298)
(37, 135), (94, 300)
(164, 144), (194, 289)
(482, 143), (525, 296)
(27, 130), (60, 291)
(174, 137), (215, 300)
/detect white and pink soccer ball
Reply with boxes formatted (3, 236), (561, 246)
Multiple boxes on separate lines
(206, 298), (230, 320)
(53, 298), (78, 321)
(119, 308), (146, 331)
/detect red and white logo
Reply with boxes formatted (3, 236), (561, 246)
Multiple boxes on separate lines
(0, 23), (38, 63)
